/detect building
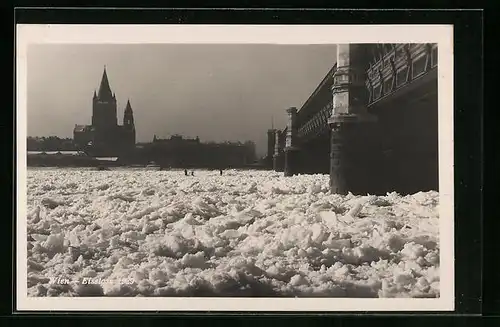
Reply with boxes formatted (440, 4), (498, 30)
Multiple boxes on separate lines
(148, 134), (257, 168)
(73, 67), (136, 157)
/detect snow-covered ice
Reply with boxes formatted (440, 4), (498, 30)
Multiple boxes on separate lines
(25, 168), (440, 298)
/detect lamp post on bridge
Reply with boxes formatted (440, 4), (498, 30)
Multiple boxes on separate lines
(284, 107), (300, 176)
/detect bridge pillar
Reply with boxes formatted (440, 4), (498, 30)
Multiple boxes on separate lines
(284, 107), (300, 176)
(284, 148), (300, 176)
(266, 129), (276, 169)
(273, 130), (285, 172)
(273, 154), (285, 172)
(328, 44), (383, 195)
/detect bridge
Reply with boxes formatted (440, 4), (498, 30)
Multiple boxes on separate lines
(267, 43), (439, 195)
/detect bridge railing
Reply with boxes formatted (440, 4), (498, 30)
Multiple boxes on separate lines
(296, 64), (337, 124)
(297, 101), (333, 143)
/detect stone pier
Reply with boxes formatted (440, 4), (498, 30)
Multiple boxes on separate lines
(328, 44), (384, 195)
(266, 129), (276, 169)
(273, 130), (285, 172)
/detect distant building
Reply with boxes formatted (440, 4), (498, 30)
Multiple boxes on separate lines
(73, 67), (136, 156)
(148, 134), (257, 168)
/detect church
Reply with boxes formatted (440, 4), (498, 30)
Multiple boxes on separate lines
(73, 67), (136, 157)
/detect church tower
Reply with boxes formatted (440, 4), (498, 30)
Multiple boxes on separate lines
(92, 66), (118, 128)
(123, 99), (136, 145)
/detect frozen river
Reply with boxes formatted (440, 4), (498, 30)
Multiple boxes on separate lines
(25, 168), (440, 297)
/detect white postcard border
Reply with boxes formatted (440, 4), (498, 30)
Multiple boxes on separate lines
(16, 24), (454, 312)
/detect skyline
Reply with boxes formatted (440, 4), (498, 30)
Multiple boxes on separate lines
(27, 44), (337, 156)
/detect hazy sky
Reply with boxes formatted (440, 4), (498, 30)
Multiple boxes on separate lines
(27, 44), (337, 156)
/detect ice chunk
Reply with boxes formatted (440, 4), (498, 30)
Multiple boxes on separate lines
(31, 234), (48, 242)
(290, 274), (309, 286)
(401, 242), (428, 260)
(220, 229), (240, 239)
(181, 252), (207, 269)
(42, 233), (65, 254)
(41, 197), (65, 209)
(349, 201), (364, 216)
(319, 211), (338, 226)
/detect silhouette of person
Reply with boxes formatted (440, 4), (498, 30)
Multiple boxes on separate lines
(184, 169), (188, 176)
(219, 169), (223, 176)
(191, 171), (194, 176)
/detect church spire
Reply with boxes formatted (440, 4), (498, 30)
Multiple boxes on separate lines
(125, 99), (133, 112)
(123, 98), (134, 127)
(97, 66), (113, 100)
